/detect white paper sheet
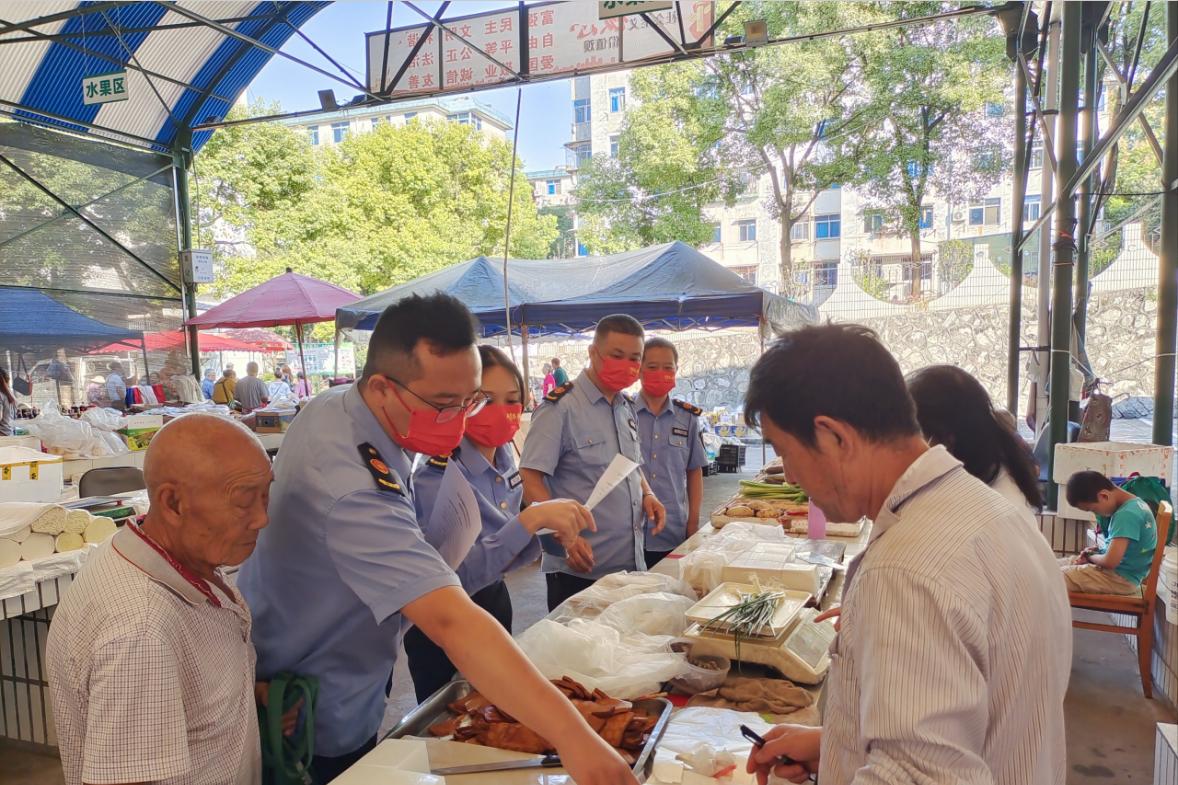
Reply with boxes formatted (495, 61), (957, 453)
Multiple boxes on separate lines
(424, 460), (482, 569)
(585, 453), (640, 510)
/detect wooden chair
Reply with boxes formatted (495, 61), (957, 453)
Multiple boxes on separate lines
(1068, 501), (1172, 699)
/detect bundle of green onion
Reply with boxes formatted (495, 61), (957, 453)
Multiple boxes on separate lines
(701, 590), (785, 665)
(738, 480), (809, 501)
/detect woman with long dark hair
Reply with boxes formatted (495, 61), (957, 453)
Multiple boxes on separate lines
(907, 364), (1043, 512)
(0, 367), (16, 437)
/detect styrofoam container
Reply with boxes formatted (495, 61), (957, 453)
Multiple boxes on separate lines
(0, 447), (64, 503)
(1053, 441), (1174, 485)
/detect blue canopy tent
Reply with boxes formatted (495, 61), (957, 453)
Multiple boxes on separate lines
(336, 242), (816, 336)
(0, 286), (142, 352)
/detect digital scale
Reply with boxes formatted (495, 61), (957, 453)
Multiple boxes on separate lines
(682, 606), (838, 686)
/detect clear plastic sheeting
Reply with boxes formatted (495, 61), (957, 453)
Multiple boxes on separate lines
(22, 408), (127, 459)
(647, 707), (772, 785)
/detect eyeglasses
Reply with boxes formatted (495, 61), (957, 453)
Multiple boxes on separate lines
(387, 376), (488, 423)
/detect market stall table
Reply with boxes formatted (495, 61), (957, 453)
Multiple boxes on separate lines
(336, 520), (870, 783)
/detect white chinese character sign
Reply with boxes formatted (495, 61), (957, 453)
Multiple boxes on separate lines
(598, 2), (673, 20)
(366, 0), (713, 97)
(82, 71), (129, 105)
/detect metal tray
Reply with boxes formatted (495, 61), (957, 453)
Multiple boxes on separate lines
(384, 680), (673, 781)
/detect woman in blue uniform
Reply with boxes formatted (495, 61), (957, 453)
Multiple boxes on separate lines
(406, 345), (541, 701)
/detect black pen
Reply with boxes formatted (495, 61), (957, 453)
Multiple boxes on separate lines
(740, 724), (817, 782)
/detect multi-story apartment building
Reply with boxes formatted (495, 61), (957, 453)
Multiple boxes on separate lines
(533, 72), (1067, 306)
(527, 167), (576, 209)
(277, 95), (512, 147)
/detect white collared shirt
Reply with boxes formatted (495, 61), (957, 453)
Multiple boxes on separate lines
(46, 526), (260, 785)
(822, 446), (1071, 785)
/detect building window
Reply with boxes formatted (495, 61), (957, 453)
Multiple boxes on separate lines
(731, 265), (757, 283)
(608, 87), (626, 113)
(814, 262), (838, 287)
(1030, 141), (1043, 169)
(1024, 195), (1041, 222)
(403, 112), (417, 122)
(610, 135), (619, 158)
(331, 121), (349, 143)
(790, 219), (809, 241)
(902, 258), (934, 282)
(985, 101), (1004, 117)
(737, 219), (757, 242)
(919, 205), (934, 229)
(815, 213), (840, 239)
(973, 150), (998, 169)
(968, 197), (1001, 226)
(307, 126), (319, 145)
(863, 210), (885, 234)
(573, 144), (592, 167)
(577, 242), (588, 256)
(546, 179), (560, 196)
(574, 98), (591, 124)
(712, 223), (722, 243)
(448, 111), (483, 129)
(370, 116), (383, 130)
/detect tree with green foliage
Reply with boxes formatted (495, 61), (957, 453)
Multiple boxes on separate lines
(195, 103), (557, 297)
(851, 3), (1008, 299)
(576, 1), (874, 292)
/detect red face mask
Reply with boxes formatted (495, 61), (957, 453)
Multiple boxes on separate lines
(641, 369), (676, 398)
(597, 356), (641, 392)
(383, 385), (467, 456)
(465, 403), (522, 448)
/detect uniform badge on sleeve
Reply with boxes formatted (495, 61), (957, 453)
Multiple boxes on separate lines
(357, 443), (406, 496)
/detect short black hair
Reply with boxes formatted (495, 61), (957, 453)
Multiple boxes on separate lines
(644, 336), (678, 363)
(478, 345), (525, 400)
(362, 292), (479, 381)
(745, 323), (919, 446)
(1066, 470), (1117, 506)
(594, 314), (644, 343)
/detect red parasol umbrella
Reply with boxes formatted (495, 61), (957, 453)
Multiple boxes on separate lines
(220, 328), (293, 353)
(91, 330), (264, 354)
(185, 268), (358, 376)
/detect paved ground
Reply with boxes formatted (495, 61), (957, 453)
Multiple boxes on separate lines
(4, 433), (1174, 785)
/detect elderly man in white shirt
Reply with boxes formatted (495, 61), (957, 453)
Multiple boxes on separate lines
(47, 414), (274, 785)
(743, 324), (1071, 785)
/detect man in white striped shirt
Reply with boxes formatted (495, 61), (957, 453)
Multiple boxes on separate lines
(743, 325), (1071, 785)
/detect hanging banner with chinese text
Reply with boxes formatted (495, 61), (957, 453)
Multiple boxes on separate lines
(366, 1), (714, 97)
(599, 2), (673, 20)
(82, 71), (129, 105)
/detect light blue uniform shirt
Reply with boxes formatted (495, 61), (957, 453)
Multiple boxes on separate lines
(520, 371), (645, 579)
(412, 437), (539, 595)
(635, 396), (709, 551)
(237, 384), (459, 757)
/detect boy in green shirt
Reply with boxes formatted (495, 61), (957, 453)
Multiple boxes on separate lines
(1061, 470), (1158, 595)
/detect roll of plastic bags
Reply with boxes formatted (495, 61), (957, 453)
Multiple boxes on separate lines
(0, 539), (21, 568)
(55, 532), (85, 553)
(63, 510), (90, 535)
(84, 517), (118, 544)
(30, 506), (67, 536)
(19, 532), (55, 560)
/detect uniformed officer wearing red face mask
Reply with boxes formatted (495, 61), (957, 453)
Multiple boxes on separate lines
(520, 314), (668, 611)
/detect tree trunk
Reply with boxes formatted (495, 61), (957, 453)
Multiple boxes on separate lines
(909, 228), (923, 299)
(778, 217), (794, 296)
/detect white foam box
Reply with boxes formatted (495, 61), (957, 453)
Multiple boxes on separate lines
(721, 543), (820, 595)
(1053, 441), (1174, 485)
(0, 446), (64, 503)
(1055, 485), (1096, 522)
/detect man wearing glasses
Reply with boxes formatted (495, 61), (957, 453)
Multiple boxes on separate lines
(238, 293), (637, 785)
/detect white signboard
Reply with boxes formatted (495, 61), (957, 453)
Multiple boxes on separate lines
(599, 2), (673, 20)
(82, 71), (128, 105)
(181, 249), (214, 284)
(366, 1), (714, 97)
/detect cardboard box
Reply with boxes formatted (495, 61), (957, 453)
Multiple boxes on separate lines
(254, 410), (296, 434)
(120, 428), (160, 452)
(122, 414), (164, 431)
(1053, 441), (1174, 485)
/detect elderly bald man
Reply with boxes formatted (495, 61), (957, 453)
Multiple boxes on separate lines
(47, 414), (273, 785)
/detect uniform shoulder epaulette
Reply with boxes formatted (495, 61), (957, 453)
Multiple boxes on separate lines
(545, 381), (574, 402)
(426, 454), (449, 470)
(357, 442), (405, 496)
(673, 399), (702, 416)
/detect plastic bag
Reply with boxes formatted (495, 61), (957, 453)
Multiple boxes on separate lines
(556, 570), (696, 618)
(648, 708), (772, 785)
(594, 592), (696, 637)
(80, 407), (125, 432)
(23, 408), (127, 459)
(668, 640), (731, 695)
(517, 618), (690, 698)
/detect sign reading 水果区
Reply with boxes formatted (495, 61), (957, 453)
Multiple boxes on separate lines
(82, 71), (128, 105)
(598, 1), (673, 19)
